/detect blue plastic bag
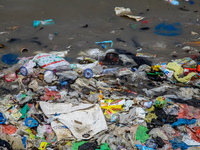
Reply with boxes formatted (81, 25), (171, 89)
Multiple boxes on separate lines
(171, 118), (196, 127)
(0, 112), (7, 124)
(154, 22), (182, 36)
(135, 144), (155, 150)
(169, 138), (189, 150)
(1, 53), (19, 65)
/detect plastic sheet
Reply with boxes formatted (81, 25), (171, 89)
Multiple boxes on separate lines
(40, 102), (108, 140)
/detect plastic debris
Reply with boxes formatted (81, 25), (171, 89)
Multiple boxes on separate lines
(114, 7), (144, 21)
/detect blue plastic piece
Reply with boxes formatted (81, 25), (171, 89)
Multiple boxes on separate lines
(1, 53), (19, 65)
(33, 20), (41, 28)
(24, 117), (38, 128)
(84, 68), (93, 79)
(154, 22), (182, 36)
(33, 19), (55, 28)
(0, 112), (7, 124)
(95, 40), (113, 49)
(169, 138), (189, 150)
(135, 144), (155, 150)
(189, 1), (194, 5)
(60, 81), (68, 86)
(22, 136), (27, 148)
(145, 139), (157, 149)
(171, 118), (196, 127)
(169, 0), (179, 5)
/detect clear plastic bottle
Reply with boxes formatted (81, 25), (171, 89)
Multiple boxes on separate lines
(102, 68), (118, 75)
(0, 58), (27, 77)
(55, 64), (77, 72)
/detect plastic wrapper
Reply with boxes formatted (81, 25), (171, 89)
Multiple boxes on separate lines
(114, 7), (144, 21)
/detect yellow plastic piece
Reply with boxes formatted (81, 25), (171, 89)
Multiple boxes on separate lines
(39, 142), (47, 150)
(144, 113), (157, 123)
(25, 129), (35, 140)
(146, 105), (155, 112)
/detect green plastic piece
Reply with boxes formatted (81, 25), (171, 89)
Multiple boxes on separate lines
(136, 125), (149, 143)
(131, 24), (137, 29)
(71, 141), (88, 150)
(71, 142), (111, 150)
(96, 143), (111, 150)
(147, 72), (163, 76)
(20, 104), (30, 119)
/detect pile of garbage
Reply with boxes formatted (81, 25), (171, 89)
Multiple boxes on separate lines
(1, 3), (200, 149)
(1, 44), (200, 150)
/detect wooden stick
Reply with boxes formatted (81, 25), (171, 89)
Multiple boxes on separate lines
(117, 131), (136, 149)
(31, 114), (43, 126)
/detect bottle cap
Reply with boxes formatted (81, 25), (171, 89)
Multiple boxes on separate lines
(20, 66), (28, 76)
(84, 68), (93, 79)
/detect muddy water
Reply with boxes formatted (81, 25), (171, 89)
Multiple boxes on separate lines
(0, 0), (200, 66)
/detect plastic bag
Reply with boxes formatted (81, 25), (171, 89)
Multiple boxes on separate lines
(136, 125), (149, 143)
(1, 53), (19, 65)
(32, 53), (70, 70)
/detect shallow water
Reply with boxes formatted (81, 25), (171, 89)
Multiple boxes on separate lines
(0, 0), (200, 66)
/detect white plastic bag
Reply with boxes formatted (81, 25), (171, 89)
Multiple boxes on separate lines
(32, 53), (70, 70)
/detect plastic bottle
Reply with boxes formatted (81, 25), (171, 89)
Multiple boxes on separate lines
(56, 70), (79, 81)
(102, 68), (118, 75)
(0, 58), (27, 78)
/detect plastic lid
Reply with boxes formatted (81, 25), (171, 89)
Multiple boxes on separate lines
(84, 68), (93, 79)
(20, 66), (28, 76)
